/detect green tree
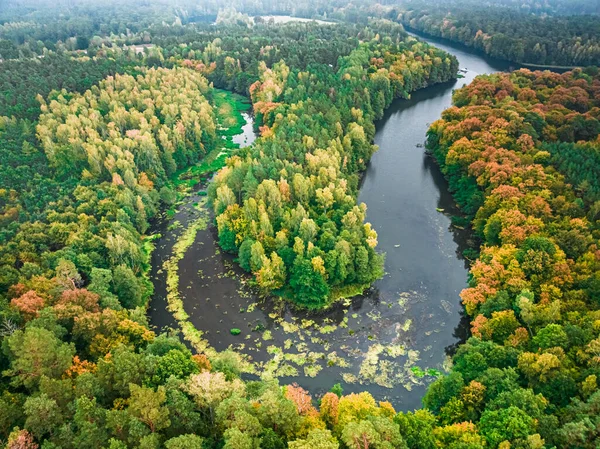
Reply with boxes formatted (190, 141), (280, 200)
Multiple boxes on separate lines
(289, 429), (339, 449)
(256, 387), (300, 439)
(89, 268), (121, 309)
(422, 372), (465, 414)
(238, 239), (255, 272)
(150, 349), (199, 386)
(289, 258), (330, 308)
(479, 406), (536, 447)
(113, 265), (144, 309)
(256, 253), (286, 293)
(96, 346), (146, 400)
(165, 434), (205, 449)
(71, 396), (109, 449)
(4, 327), (74, 389)
(532, 324), (569, 350)
(128, 385), (171, 433)
(223, 427), (257, 449)
(394, 410), (437, 449)
(164, 384), (206, 437)
(23, 394), (64, 439)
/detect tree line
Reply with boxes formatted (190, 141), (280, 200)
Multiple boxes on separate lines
(426, 66), (600, 448)
(2, 0), (599, 68)
(390, 0), (600, 67)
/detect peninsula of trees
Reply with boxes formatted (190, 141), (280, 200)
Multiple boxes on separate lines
(210, 24), (458, 307)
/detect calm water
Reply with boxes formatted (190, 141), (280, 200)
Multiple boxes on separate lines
(353, 33), (513, 407)
(148, 33), (512, 410)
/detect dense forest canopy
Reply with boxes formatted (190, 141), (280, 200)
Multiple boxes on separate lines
(1, 0), (598, 67)
(396, 0), (600, 16)
(0, 0), (600, 66)
(208, 24), (458, 306)
(0, 14), (466, 449)
(426, 67), (600, 448)
(0, 0), (599, 448)
(391, 0), (600, 66)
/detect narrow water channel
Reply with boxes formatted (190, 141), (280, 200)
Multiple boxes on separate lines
(148, 34), (514, 411)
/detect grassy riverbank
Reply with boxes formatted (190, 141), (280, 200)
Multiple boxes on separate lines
(177, 89), (252, 188)
(168, 89), (252, 206)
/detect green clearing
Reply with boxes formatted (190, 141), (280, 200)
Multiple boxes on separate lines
(169, 88), (252, 193)
(175, 89), (252, 189)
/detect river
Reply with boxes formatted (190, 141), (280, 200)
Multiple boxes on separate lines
(148, 32), (514, 411)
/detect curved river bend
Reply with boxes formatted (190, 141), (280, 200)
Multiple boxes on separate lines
(149, 33), (514, 411)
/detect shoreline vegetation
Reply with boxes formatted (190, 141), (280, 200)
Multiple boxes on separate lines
(519, 62), (582, 71)
(403, 26), (583, 72)
(159, 88), (255, 366)
(425, 67), (600, 448)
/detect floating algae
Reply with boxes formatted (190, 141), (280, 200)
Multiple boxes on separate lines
(160, 195), (447, 398)
(342, 373), (358, 384)
(319, 324), (337, 334)
(304, 364), (323, 377)
(262, 330), (273, 341)
(399, 319), (412, 332)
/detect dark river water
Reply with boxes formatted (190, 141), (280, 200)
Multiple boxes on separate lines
(148, 33), (514, 411)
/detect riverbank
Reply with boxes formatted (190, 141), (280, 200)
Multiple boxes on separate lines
(404, 26), (579, 73)
(147, 88), (254, 338)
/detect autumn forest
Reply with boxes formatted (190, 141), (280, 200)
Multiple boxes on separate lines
(0, 0), (599, 448)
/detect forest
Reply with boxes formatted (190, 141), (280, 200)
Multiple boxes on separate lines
(2, 0), (599, 68)
(0, 0), (599, 448)
(392, 0), (600, 67)
(208, 26), (458, 307)
(426, 67), (600, 448)
(0, 13), (464, 449)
